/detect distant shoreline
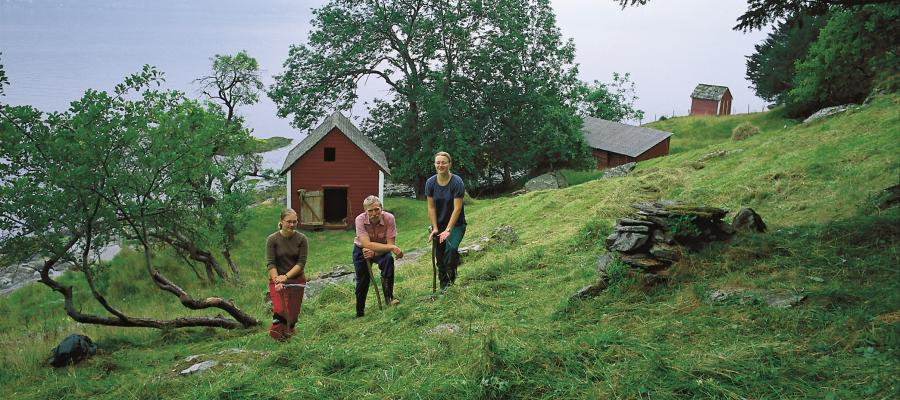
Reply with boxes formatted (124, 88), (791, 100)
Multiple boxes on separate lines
(255, 136), (292, 153)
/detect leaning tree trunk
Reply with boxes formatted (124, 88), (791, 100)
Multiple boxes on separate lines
(222, 245), (241, 281)
(153, 233), (229, 283)
(38, 235), (258, 329)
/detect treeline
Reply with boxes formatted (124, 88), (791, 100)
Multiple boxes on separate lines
(746, 3), (898, 117)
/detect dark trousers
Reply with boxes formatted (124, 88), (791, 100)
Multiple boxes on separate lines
(434, 225), (466, 290)
(353, 245), (395, 316)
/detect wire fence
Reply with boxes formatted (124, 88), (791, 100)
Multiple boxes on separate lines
(640, 104), (771, 125)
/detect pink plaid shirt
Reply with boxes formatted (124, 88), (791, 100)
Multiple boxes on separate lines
(353, 211), (397, 247)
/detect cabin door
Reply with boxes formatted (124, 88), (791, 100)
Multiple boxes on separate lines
(298, 189), (323, 226)
(323, 187), (348, 226)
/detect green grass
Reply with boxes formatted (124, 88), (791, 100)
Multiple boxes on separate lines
(1, 95), (898, 399)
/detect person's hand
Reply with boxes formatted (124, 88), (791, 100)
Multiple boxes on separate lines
(362, 247), (375, 260)
(427, 228), (438, 243)
(275, 283), (285, 292)
(274, 274), (287, 284)
(438, 230), (450, 243)
(392, 246), (404, 259)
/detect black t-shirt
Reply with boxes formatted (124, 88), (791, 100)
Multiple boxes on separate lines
(425, 174), (466, 230)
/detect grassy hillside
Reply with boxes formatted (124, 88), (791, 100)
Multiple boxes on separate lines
(1, 95), (898, 399)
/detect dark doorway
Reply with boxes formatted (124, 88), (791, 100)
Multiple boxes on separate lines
(323, 188), (348, 225)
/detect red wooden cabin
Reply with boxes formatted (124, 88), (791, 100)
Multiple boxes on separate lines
(582, 117), (672, 170)
(690, 84), (733, 116)
(279, 111), (390, 230)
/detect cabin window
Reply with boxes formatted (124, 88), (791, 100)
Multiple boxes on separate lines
(324, 147), (336, 162)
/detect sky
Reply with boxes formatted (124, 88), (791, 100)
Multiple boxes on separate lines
(0, 0), (771, 140)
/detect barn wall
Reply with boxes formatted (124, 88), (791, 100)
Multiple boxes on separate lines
(288, 127), (382, 228)
(690, 98), (719, 116)
(636, 137), (670, 162)
(592, 148), (610, 169)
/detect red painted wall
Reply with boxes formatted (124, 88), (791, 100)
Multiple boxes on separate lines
(636, 137), (670, 162)
(288, 127), (382, 229)
(592, 137), (670, 169)
(718, 90), (733, 116)
(690, 98), (719, 116)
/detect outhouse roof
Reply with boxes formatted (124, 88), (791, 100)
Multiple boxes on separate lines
(279, 111), (391, 175)
(690, 84), (730, 101)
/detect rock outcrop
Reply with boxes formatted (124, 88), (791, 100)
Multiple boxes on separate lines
(601, 162), (636, 179)
(572, 200), (768, 301)
(524, 171), (567, 192)
(458, 225), (519, 257)
(803, 104), (857, 124)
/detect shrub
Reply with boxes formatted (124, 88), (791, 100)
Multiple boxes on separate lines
(731, 122), (761, 141)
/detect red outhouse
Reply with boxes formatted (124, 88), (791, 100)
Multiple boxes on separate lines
(279, 111), (390, 230)
(690, 84), (733, 116)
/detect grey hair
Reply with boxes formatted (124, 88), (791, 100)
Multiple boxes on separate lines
(363, 195), (382, 209)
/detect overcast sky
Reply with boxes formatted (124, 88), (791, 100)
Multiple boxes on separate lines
(551, 0), (770, 122)
(0, 0), (770, 139)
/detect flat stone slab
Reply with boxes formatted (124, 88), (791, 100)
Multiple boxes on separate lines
(619, 253), (670, 270)
(709, 288), (806, 308)
(427, 324), (461, 335)
(615, 225), (650, 233)
(180, 360), (219, 375)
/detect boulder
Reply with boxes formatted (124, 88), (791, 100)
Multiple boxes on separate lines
(524, 171), (567, 192)
(709, 288), (805, 308)
(180, 360), (219, 375)
(427, 324), (461, 335)
(48, 334), (96, 367)
(697, 150), (728, 162)
(489, 224), (519, 245)
(602, 162), (636, 179)
(803, 104), (857, 124)
(731, 208), (767, 233)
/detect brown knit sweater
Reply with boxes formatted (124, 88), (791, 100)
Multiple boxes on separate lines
(266, 231), (308, 275)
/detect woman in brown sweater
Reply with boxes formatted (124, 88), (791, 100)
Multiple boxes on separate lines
(266, 208), (308, 341)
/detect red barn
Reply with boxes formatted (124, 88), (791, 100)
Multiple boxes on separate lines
(689, 84), (733, 116)
(582, 117), (672, 169)
(279, 111), (390, 230)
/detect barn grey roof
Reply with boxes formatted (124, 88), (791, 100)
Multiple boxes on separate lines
(690, 84), (730, 101)
(581, 117), (672, 157)
(279, 111), (391, 175)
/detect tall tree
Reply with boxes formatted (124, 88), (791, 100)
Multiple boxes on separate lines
(788, 4), (900, 115)
(576, 72), (645, 122)
(745, 14), (828, 105)
(614, 0), (898, 31)
(195, 50), (264, 123)
(0, 66), (258, 329)
(195, 51), (265, 281)
(270, 0), (590, 194)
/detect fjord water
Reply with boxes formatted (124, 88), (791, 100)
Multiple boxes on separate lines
(0, 0), (323, 169)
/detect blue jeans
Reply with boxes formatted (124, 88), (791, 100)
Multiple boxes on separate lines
(353, 245), (395, 316)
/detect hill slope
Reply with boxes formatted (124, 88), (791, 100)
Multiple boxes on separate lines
(1, 95), (898, 399)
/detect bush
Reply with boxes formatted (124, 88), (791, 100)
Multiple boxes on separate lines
(731, 122), (761, 141)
